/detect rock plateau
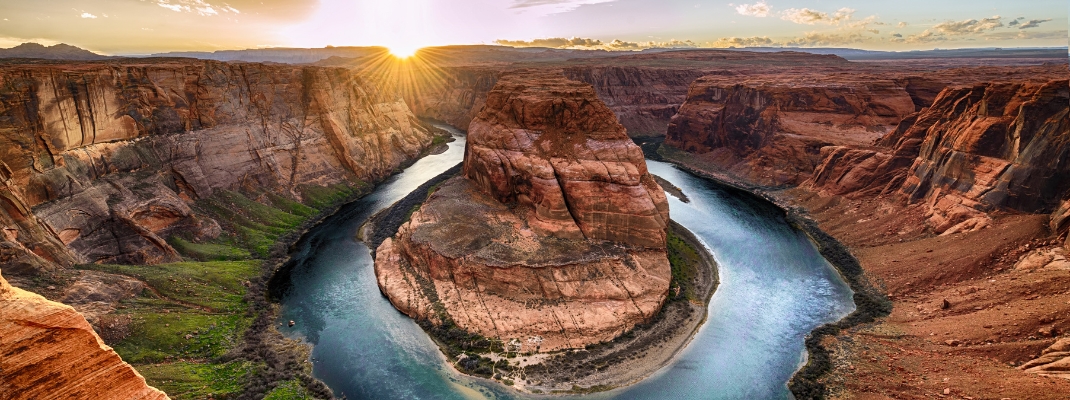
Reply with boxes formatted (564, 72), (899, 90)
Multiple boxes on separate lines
(375, 71), (671, 352)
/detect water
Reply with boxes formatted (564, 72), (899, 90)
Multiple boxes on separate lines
(276, 126), (856, 399)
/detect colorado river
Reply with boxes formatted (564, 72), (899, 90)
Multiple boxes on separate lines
(276, 126), (855, 399)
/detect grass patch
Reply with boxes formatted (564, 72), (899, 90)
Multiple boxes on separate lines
(110, 303), (251, 363)
(298, 182), (367, 210)
(169, 237), (251, 261)
(79, 261), (258, 312)
(137, 361), (256, 400)
(263, 379), (317, 400)
(666, 231), (701, 301)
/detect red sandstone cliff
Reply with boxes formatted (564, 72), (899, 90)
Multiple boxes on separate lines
(664, 74), (917, 186)
(463, 71), (670, 247)
(0, 60), (435, 270)
(375, 71), (671, 351)
(808, 79), (1069, 233)
(0, 268), (168, 400)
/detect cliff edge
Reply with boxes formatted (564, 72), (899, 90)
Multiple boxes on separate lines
(0, 268), (169, 400)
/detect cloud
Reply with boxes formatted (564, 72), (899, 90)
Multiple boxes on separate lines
(495, 37), (604, 48)
(891, 33), (903, 38)
(932, 16), (1003, 35)
(495, 37), (696, 50)
(80, 12), (98, 19)
(897, 22), (907, 28)
(606, 39), (640, 49)
(644, 39), (698, 48)
(785, 32), (866, 46)
(734, 1), (770, 18)
(509, 0), (615, 13)
(781, 7), (854, 25)
(711, 36), (775, 48)
(985, 30), (1067, 40)
(891, 29), (947, 44)
(1018, 19), (1051, 29)
(1008, 20), (1019, 27)
(155, 0), (239, 16)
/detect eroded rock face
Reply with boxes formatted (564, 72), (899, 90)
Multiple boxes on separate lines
(1020, 337), (1070, 379)
(665, 75), (916, 186)
(808, 79), (1070, 233)
(464, 71), (670, 247)
(563, 67), (710, 138)
(376, 71), (670, 351)
(1053, 199), (1070, 249)
(0, 60), (434, 267)
(0, 269), (168, 400)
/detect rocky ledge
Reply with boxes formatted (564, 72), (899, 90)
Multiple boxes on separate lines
(0, 268), (168, 400)
(375, 71), (671, 352)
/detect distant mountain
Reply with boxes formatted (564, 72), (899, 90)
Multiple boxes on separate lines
(148, 47), (387, 64)
(147, 44), (1070, 66)
(728, 47), (1068, 60)
(0, 43), (109, 61)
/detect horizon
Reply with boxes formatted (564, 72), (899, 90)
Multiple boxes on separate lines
(5, 41), (1069, 58)
(1, 1), (1066, 55)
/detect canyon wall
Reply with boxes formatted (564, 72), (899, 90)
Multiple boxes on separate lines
(405, 65), (707, 138)
(404, 67), (499, 130)
(664, 74), (917, 186)
(808, 79), (1069, 233)
(0, 60), (434, 270)
(376, 71), (671, 351)
(562, 66), (710, 138)
(0, 268), (168, 400)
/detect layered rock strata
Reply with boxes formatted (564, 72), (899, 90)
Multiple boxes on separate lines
(376, 71), (671, 351)
(0, 60), (434, 269)
(808, 79), (1069, 233)
(0, 269), (168, 400)
(402, 50), (853, 139)
(665, 74), (916, 185)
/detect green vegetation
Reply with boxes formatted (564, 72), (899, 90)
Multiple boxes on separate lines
(81, 261), (258, 312)
(74, 260), (259, 398)
(263, 379), (317, 400)
(666, 231), (702, 302)
(74, 184), (372, 398)
(169, 237), (251, 261)
(110, 302), (250, 363)
(298, 182), (368, 210)
(138, 361), (255, 400)
(431, 134), (449, 147)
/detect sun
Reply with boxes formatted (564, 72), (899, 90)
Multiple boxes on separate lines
(388, 44), (422, 59)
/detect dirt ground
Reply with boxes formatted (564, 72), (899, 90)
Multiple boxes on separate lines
(788, 189), (1070, 399)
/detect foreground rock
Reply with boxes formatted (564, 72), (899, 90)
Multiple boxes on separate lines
(0, 269), (168, 400)
(376, 71), (670, 352)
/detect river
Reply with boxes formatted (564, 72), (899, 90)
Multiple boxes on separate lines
(276, 126), (855, 399)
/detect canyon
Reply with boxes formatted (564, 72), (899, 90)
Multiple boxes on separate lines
(0, 58), (438, 399)
(0, 59), (435, 271)
(375, 71), (672, 352)
(655, 64), (1070, 397)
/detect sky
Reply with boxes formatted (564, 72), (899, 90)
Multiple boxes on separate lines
(0, 0), (1066, 54)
